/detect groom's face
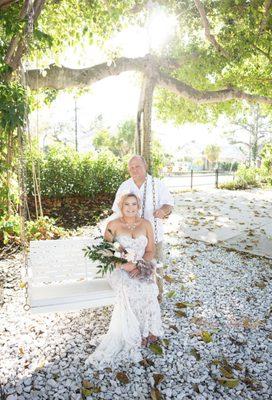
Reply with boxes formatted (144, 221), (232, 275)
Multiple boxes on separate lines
(128, 158), (147, 181)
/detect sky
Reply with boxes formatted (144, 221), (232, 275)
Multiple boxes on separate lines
(29, 8), (245, 162)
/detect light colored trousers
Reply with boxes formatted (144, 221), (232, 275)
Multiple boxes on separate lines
(155, 242), (164, 300)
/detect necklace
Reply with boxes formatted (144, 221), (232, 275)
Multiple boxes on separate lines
(121, 218), (138, 231)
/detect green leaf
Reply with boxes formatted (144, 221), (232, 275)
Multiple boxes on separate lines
(166, 290), (176, 298)
(82, 388), (92, 396)
(217, 377), (240, 389)
(220, 366), (234, 379)
(201, 331), (213, 343)
(149, 343), (163, 356)
(210, 359), (221, 365)
(163, 275), (174, 283)
(190, 348), (201, 361)
(161, 339), (170, 347)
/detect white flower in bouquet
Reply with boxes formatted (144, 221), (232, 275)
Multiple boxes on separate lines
(114, 251), (122, 258)
(125, 249), (137, 263)
(113, 242), (121, 250)
(98, 248), (113, 257)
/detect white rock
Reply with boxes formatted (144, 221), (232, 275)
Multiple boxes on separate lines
(23, 378), (32, 386)
(23, 386), (31, 393)
(47, 378), (58, 388)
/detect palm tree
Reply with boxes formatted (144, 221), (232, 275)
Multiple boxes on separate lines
(204, 144), (221, 170)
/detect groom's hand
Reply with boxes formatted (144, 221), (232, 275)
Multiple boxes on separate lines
(153, 208), (166, 219)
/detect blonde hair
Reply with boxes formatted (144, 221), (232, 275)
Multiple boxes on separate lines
(118, 192), (141, 213)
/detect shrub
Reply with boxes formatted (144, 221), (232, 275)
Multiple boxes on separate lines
(26, 144), (128, 199)
(260, 144), (272, 186)
(218, 181), (249, 190)
(235, 165), (260, 186)
(219, 165), (260, 190)
(26, 216), (67, 241)
(218, 161), (239, 172)
(0, 214), (67, 246)
(0, 213), (21, 245)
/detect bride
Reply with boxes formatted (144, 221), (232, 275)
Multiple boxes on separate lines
(85, 192), (163, 368)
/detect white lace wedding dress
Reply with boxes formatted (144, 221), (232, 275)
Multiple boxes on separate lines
(85, 235), (163, 368)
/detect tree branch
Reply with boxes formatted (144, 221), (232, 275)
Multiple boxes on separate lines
(4, 0), (46, 71)
(259, 0), (272, 33)
(25, 56), (272, 105)
(251, 43), (272, 61)
(157, 71), (272, 104)
(0, 0), (18, 10)
(229, 140), (250, 148)
(193, 0), (229, 58)
(26, 57), (150, 89)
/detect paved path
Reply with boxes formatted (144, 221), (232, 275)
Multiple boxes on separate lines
(163, 174), (233, 190)
(167, 188), (272, 259)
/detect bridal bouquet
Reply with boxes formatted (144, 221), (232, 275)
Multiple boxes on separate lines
(84, 237), (128, 277)
(84, 236), (156, 282)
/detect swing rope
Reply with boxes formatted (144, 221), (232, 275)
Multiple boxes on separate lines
(17, 3), (43, 311)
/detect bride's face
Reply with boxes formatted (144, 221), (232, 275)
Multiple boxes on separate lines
(121, 196), (139, 218)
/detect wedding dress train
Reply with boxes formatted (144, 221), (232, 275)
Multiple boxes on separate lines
(85, 235), (163, 368)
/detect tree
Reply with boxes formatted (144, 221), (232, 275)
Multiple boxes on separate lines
(225, 104), (272, 166)
(92, 121), (135, 157)
(1, 0), (272, 202)
(114, 120), (136, 157)
(204, 144), (221, 169)
(92, 130), (113, 151)
(260, 143), (272, 185)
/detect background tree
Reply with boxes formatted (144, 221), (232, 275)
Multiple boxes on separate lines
(225, 104), (272, 166)
(260, 143), (272, 185)
(1, 0), (272, 218)
(204, 144), (221, 169)
(92, 130), (113, 152)
(92, 121), (135, 157)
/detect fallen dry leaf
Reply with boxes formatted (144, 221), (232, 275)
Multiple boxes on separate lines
(153, 373), (164, 386)
(116, 372), (129, 384)
(151, 387), (164, 400)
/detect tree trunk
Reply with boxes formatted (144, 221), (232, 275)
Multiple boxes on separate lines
(136, 74), (156, 172)
(6, 131), (13, 217)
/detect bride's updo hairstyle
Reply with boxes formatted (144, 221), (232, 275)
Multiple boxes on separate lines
(118, 193), (141, 215)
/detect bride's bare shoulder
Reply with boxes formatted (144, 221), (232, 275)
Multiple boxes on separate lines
(106, 218), (122, 230)
(140, 218), (152, 231)
(141, 218), (151, 226)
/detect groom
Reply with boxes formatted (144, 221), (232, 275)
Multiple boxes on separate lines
(112, 155), (174, 302)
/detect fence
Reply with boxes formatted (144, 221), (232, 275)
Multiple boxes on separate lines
(163, 170), (235, 190)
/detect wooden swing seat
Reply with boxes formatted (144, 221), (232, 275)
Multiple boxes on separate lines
(28, 237), (115, 313)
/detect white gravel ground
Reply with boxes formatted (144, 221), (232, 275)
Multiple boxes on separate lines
(0, 231), (271, 400)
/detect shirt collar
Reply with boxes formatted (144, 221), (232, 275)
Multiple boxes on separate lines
(130, 173), (151, 189)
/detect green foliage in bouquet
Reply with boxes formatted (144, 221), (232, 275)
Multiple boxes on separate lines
(84, 236), (126, 277)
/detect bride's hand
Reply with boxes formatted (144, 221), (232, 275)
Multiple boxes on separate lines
(129, 268), (140, 278)
(121, 262), (136, 272)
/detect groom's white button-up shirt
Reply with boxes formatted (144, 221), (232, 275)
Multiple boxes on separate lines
(112, 174), (174, 243)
